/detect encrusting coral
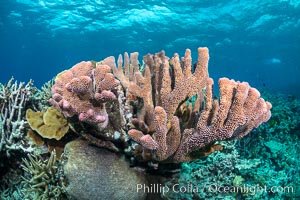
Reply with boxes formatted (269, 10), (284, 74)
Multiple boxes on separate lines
(49, 47), (272, 165)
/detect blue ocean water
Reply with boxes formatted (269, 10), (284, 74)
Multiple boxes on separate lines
(0, 0), (299, 96)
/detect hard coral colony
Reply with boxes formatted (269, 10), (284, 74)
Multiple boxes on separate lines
(49, 47), (272, 165)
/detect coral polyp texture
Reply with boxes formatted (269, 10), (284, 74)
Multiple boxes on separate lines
(173, 77), (272, 162)
(50, 61), (120, 129)
(50, 47), (272, 164)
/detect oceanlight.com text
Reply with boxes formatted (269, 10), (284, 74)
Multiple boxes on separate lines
(208, 184), (294, 195)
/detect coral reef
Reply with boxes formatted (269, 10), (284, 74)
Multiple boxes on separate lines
(235, 91), (300, 199)
(25, 107), (71, 159)
(49, 47), (272, 166)
(164, 138), (298, 199)
(0, 77), (36, 157)
(21, 151), (67, 199)
(163, 141), (246, 199)
(104, 48), (271, 163)
(0, 77), (61, 199)
(255, 91), (300, 137)
(38, 79), (55, 109)
(4, 47), (300, 200)
(0, 168), (23, 200)
(164, 91), (299, 200)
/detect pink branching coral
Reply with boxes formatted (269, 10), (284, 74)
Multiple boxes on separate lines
(50, 61), (120, 129)
(50, 47), (272, 164)
(173, 78), (272, 162)
(50, 61), (129, 152)
(104, 47), (272, 163)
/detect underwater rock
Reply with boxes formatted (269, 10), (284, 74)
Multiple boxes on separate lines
(63, 140), (147, 200)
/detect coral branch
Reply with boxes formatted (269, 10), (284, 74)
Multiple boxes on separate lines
(125, 48), (271, 163)
(102, 52), (139, 89)
(50, 61), (122, 130)
(173, 78), (272, 162)
(0, 77), (35, 156)
(49, 47), (272, 164)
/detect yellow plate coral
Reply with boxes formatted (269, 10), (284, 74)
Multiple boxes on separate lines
(26, 107), (69, 140)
